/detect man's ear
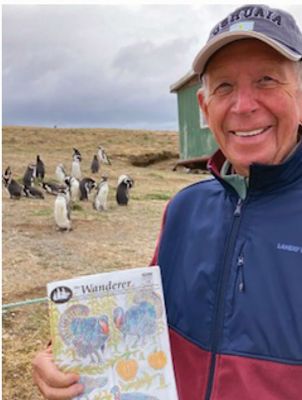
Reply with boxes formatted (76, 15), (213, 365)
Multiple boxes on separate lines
(197, 89), (209, 121)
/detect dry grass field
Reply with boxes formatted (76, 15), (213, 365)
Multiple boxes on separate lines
(2, 126), (209, 400)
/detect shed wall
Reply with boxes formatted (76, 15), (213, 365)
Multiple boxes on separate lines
(177, 83), (217, 159)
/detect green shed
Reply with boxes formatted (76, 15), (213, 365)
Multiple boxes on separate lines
(170, 71), (218, 163)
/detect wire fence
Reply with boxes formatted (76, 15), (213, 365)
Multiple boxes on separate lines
(2, 297), (48, 312)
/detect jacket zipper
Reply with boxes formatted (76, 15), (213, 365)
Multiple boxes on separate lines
(237, 255), (245, 293)
(205, 197), (244, 400)
(230, 253), (246, 311)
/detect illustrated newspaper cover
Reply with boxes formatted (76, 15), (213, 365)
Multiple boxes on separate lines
(47, 266), (179, 400)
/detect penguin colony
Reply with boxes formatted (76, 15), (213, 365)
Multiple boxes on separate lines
(3, 145), (134, 232)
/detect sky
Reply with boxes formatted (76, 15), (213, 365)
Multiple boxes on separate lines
(3, 3), (302, 131)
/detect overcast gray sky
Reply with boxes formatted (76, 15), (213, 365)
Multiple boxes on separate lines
(3, 4), (302, 130)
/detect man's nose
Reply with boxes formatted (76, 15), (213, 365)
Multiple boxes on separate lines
(230, 85), (258, 114)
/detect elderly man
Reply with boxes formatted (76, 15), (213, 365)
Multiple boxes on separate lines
(33, 4), (302, 400)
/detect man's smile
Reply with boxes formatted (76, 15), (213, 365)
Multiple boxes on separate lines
(230, 126), (272, 137)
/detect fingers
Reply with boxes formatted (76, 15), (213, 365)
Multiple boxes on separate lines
(33, 348), (79, 388)
(33, 372), (83, 400)
(32, 347), (84, 399)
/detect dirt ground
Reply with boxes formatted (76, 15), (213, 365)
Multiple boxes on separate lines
(2, 126), (209, 399)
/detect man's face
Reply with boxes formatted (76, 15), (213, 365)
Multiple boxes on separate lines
(198, 39), (302, 176)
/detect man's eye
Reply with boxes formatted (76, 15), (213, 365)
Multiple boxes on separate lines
(214, 82), (232, 95)
(258, 76), (276, 86)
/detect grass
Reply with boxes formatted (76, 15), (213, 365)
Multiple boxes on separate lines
(71, 203), (84, 211)
(145, 193), (173, 201)
(2, 125), (209, 400)
(30, 208), (54, 217)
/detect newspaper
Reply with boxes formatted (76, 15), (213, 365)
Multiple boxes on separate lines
(47, 266), (179, 400)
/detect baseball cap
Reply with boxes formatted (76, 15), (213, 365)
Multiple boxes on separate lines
(193, 4), (302, 76)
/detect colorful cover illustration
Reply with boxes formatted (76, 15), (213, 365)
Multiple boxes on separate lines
(47, 266), (179, 400)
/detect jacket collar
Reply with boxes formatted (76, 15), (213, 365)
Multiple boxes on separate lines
(208, 140), (302, 194)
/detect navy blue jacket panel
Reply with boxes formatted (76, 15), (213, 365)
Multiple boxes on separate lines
(158, 141), (302, 364)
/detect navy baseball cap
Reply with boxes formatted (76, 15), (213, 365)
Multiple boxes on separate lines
(193, 4), (302, 75)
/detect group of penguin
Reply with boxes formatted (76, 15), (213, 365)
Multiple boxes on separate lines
(3, 145), (134, 231)
(2, 160), (46, 200)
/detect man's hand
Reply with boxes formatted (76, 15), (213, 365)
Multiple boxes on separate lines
(32, 346), (84, 400)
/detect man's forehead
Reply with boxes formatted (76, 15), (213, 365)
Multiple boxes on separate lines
(205, 39), (291, 73)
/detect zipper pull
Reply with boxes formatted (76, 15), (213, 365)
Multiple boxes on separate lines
(234, 198), (243, 216)
(237, 255), (245, 292)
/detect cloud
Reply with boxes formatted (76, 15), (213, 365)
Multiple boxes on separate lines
(3, 4), (302, 130)
(3, 5), (194, 129)
(113, 36), (195, 75)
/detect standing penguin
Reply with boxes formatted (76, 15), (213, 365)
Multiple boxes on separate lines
(36, 155), (45, 181)
(55, 164), (66, 183)
(71, 158), (81, 180)
(97, 146), (111, 165)
(93, 175), (109, 211)
(23, 163), (36, 187)
(54, 189), (72, 231)
(79, 177), (96, 201)
(116, 175), (134, 206)
(90, 155), (100, 174)
(72, 148), (82, 162)
(65, 176), (80, 203)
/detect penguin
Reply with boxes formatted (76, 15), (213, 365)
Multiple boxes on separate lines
(23, 186), (45, 199)
(41, 182), (66, 196)
(97, 146), (111, 165)
(93, 175), (109, 211)
(2, 166), (12, 182)
(71, 158), (81, 180)
(2, 173), (22, 199)
(65, 176), (80, 203)
(79, 177), (96, 201)
(23, 164), (36, 187)
(36, 155), (45, 181)
(90, 155), (100, 174)
(72, 148), (82, 162)
(116, 175), (134, 206)
(117, 174), (129, 186)
(55, 163), (66, 183)
(54, 189), (72, 231)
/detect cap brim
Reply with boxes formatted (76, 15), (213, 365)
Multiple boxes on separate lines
(193, 30), (301, 75)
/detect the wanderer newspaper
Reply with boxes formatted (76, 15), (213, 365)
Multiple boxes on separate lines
(47, 266), (179, 400)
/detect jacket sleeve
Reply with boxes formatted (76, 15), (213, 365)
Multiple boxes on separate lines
(149, 200), (170, 266)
